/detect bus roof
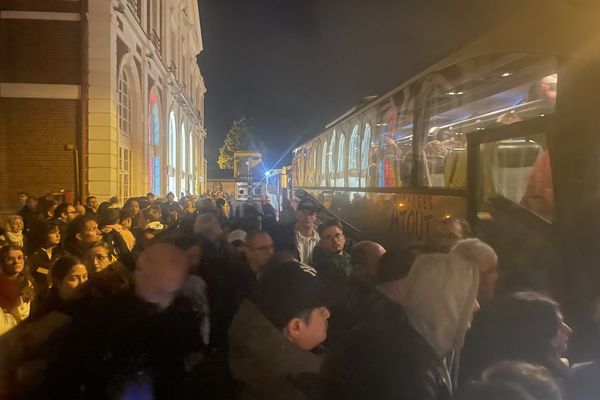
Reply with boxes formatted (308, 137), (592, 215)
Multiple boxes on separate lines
(295, 0), (600, 151)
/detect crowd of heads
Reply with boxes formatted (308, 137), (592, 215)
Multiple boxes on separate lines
(0, 192), (595, 400)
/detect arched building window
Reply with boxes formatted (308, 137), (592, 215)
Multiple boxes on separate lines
(118, 70), (132, 200)
(149, 92), (161, 195)
(168, 111), (177, 194)
(180, 123), (187, 194)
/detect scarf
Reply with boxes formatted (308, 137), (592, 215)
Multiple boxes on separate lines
(5, 231), (24, 247)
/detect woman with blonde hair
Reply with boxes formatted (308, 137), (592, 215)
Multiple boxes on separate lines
(0, 215), (26, 248)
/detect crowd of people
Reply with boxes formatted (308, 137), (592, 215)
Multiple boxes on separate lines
(0, 191), (598, 399)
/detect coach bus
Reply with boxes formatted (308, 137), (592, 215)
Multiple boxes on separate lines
(291, 0), (600, 334)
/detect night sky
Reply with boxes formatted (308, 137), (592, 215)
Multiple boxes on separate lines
(197, 0), (522, 175)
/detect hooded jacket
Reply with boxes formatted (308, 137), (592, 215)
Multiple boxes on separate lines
(229, 299), (334, 400)
(341, 253), (478, 400)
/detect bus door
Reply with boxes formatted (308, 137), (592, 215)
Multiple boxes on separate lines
(466, 114), (563, 296)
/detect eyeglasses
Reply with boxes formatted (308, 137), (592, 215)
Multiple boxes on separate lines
(324, 233), (344, 241)
(4, 255), (24, 263)
(89, 254), (109, 262)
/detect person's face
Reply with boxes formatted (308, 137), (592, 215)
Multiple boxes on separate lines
(320, 226), (345, 254)
(147, 195), (156, 204)
(540, 82), (557, 102)
(551, 312), (573, 356)
(65, 205), (78, 222)
(9, 218), (23, 233)
(478, 256), (499, 303)
(437, 219), (463, 252)
(243, 234), (274, 271)
(46, 228), (61, 246)
(87, 197), (98, 209)
(129, 201), (140, 215)
(86, 246), (112, 273)
(290, 307), (331, 351)
(167, 193), (175, 202)
(135, 245), (189, 307)
(78, 220), (102, 244)
(296, 209), (316, 228)
(18, 194), (28, 205)
(148, 208), (161, 221)
(58, 264), (88, 300)
(185, 200), (194, 210)
(3, 250), (25, 276)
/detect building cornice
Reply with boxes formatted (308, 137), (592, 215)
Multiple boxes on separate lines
(0, 10), (81, 21)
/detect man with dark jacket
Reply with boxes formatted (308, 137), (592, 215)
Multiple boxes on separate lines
(38, 243), (203, 400)
(312, 219), (352, 279)
(229, 261), (338, 400)
(341, 254), (480, 400)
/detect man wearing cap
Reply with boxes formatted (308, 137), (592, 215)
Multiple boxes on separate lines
(227, 229), (247, 252)
(275, 200), (320, 265)
(229, 261), (337, 400)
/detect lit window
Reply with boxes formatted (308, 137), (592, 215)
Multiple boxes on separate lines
(149, 93), (161, 195)
(118, 70), (132, 199)
(168, 111), (177, 194)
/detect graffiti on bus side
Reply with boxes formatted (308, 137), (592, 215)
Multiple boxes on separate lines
(389, 194), (435, 241)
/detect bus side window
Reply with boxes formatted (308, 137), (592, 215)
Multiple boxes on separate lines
(478, 135), (553, 221)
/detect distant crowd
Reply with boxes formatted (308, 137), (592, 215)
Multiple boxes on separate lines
(0, 190), (598, 399)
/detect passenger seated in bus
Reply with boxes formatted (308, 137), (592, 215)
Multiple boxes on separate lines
(434, 216), (473, 253)
(520, 150), (554, 221)
(444, 148), (468, 189)
(520, 75), (557, 220)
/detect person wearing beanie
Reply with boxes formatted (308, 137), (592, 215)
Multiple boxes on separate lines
(228, 261), (337, 400)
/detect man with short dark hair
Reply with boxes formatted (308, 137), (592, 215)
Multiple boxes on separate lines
(313, 219), (352, 278)
(435, 216), (472, 253)
(64, 215), (102, 258)
(162, 192), (183, 221)
(146, 192), (156, 205)
(275, 200), (320, 264)
(53, 202), (79, 244)
(85, 196), (99, 216)
(229, 261), (336, 400)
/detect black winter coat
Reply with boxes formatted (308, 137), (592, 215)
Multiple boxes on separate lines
(341, 296), (452, 400)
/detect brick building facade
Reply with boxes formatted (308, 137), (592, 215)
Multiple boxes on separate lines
(0, 0), (206, 210)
